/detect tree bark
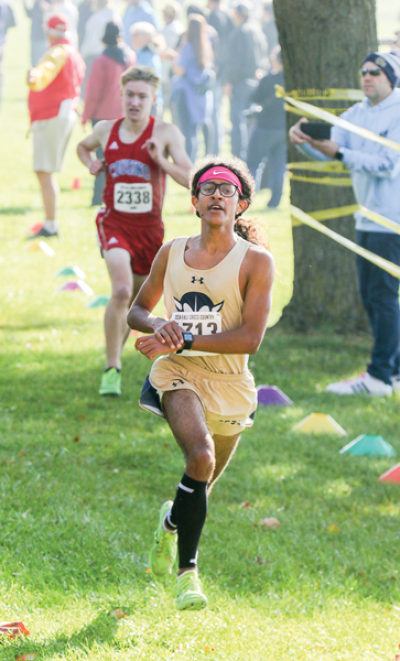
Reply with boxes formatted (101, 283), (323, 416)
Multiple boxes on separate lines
(273, 0), (377, 332)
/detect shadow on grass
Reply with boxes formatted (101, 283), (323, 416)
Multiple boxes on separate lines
(0, 206), (32, 215)
(7, 611), (121, 660)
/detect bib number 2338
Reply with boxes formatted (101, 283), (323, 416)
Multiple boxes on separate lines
(114, 183), (153, 213)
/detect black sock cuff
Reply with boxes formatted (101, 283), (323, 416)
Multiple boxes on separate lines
(180, 473), (208, 491)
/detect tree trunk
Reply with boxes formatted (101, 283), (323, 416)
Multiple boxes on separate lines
(273, 0), (377, 332)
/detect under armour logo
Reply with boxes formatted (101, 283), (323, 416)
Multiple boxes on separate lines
(191, 276), (204, 284)
(173, 379), (184, 387)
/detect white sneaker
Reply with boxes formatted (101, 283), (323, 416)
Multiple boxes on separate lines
(326, 372), (392, 397)
(392, 374), (400, 393)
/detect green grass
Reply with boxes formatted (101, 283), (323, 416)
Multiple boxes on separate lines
(1, 12), (400, 661)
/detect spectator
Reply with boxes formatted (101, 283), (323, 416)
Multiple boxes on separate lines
(23, 0), (48, 65)
(246, 46), (286, 208)
(77, 0), (92, 50)
(83, 21), (136, 204)
(130, 22), (163, 116)
(223, 0), (267, 159)
(123, 0), (161, 45)
(160, 2), (184, 113)
(26, 14), (85, 239)
(172, 14), (214, 161)
(0, 0), (16, 103)
(290, 52), (400, 397)
(80, 0), (120, 91)
(50, 0), (79, 47)
(207, 0), (233, 153)
(261, 1), (278, 61)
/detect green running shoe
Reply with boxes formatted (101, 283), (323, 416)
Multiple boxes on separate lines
(176, 571), (208, 611)
(149, 500), (177, 580)
(99, 368), (121, 396)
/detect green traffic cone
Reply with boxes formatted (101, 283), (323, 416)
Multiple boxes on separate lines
(339, 434), (396, 457)
(86, 295), (110, 308)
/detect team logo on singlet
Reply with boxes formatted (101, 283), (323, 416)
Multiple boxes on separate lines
(174, 292), (224, 314)
(109, 159), (151, 180)
(109, 141), (119, 150)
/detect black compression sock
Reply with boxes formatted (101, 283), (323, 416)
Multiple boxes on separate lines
(169, 473), (208, 569)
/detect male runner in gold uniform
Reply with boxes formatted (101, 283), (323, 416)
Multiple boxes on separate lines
(128, 157), (274, 610)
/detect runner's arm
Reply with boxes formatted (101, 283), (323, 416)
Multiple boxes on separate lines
(143, 123), (192, 188)
(135, 249), (274, 359)
(127, 243), (185, 350)
(76, 121), (109, 175)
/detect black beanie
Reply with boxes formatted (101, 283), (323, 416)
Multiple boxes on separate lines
(103, 21), (121, 46)
(362, 52), (400, 89)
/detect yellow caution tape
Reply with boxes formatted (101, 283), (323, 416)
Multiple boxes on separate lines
(291, 204), (400, 233)
(276, 86), (364, 101)
(309, 204), (360, 221)
(285, 103), (348, 117)
(359, 206), (400, 235)
(291, 205), (400, 279)
(283, 95), (400, 153)
(289, 173), (353, 186)
(288, 161), (348, 173)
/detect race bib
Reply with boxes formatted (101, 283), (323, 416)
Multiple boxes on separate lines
(170, 311), (221, 356)
(114, 183), (153, 213)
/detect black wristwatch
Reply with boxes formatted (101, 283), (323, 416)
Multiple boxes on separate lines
(334, 149), (344, 161)
(176, 332), (194, 354)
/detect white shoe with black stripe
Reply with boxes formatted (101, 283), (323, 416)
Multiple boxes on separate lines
(392, 375), (400, 393)
(326, 372), (392, 397)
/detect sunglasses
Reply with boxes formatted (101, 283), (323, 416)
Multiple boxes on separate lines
(197, 182), (239, 197)
(360, 67), (382, 77)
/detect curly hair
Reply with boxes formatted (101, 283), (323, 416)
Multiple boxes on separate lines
(190, 156), (269, 250)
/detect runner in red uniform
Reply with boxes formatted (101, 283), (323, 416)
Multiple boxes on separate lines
(77, 65), (192, 396)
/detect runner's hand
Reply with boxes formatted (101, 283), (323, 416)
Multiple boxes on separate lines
(153, 320), (184, 349)
(89, 158), (105, 176)
(135, 335), (179, 360)
(143, 137), (163, 164)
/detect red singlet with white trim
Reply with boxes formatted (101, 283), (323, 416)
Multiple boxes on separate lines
(102, 116), (166, 229)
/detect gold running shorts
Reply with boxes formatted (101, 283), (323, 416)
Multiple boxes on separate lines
(149, 355), (257, 436)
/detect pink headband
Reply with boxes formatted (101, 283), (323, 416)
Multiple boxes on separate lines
(197, 166), (243, 194)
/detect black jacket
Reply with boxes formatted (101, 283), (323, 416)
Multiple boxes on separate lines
(223, 21), (267, 85)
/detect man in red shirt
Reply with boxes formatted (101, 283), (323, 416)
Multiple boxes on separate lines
(27, 14), (85, 238)
(77, 65), (192, 396)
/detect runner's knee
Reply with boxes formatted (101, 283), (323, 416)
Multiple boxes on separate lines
(112, 284), (132, 305)
(186, 446), (215, 481)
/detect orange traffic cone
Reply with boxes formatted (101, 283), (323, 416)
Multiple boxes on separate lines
(72, 177), (81, 190)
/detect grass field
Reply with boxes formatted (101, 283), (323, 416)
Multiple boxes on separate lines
(1, 11), (400, 661)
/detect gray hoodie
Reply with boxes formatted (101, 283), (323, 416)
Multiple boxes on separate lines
(299, 89), (400, 233)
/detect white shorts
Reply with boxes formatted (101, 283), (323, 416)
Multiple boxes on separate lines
(32, 111), (77, 173)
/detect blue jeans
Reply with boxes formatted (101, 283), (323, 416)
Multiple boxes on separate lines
(230, 80), (254, 159)
(175, 89), (213, 162)
(247, 127), (287, 207)
(91, 120), (105, 206)
(356, 231), (400, 384)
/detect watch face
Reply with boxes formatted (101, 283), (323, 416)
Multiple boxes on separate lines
(183, 332), (192, 342)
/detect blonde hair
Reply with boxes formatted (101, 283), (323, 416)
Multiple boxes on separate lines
(120, 65), (161, 89)
(130, 21), (156, 38)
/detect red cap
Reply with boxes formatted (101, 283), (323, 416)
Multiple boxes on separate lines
(46, 13), (69, 31)
(198, 166), (242, 194)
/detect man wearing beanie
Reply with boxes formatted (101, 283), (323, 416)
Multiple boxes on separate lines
(27, 14), (85, 238)
(290, 51), (400, 397)
(82, 21), (136, 204)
